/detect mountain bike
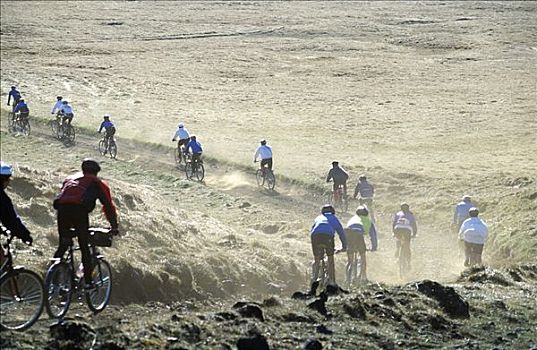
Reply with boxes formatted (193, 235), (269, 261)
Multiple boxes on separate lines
(255, 163), (276, 190)
(174, 144), (189, 165)
(311, 248), (344, 295)
(98, 136), (117, 159)
(44, 228), (114, 318)
(185, 154), (205, 181)
(49, 116), (76, 144)
(327, 184), (348, 213)
(7, 112), (31, 136)
(0, 229), (45, 331)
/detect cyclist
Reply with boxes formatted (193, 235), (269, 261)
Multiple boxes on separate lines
(6, 86), (21, 112)
(459, 207), (488, 266)
(353, 174), (375, 221)
(0, 161), (33, 247)
(52, 159), (118, 289)
(253, 139), (273, 171)
(13, 98), (30, 123)
(51, 95), (63, 116)
(185, 135), (203, 167)
(59, 100), (74, 125)
(392, 203), (417, 261)
(310, 204), (347, 290)
(453, 195), (474, 232)
(172, 123), (190, 154)
(326, 161), (349, 199)
(98, 114), (116, 153)
(345, 205), (378, 284)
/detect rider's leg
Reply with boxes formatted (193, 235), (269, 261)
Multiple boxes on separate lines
(327, 254), (337, 286)
(54, 206), (75, 259)
(394, 235), (401, 259)
(345, 251), (354, 284)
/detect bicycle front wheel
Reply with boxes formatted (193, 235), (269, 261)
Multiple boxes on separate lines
(86, 259), (112, 314)
(64, 125), (76, 143)
(185, 162), (194, 179)
(98, 139), (106, 155)
(255, 170), (264, 187)
(21, 120), (31, 136)
(108, 141), (117, 159)
(0, 269), (45, 331)
(174, 147), (182, 165)
(44, 262), (73, 319)
(195, 163), (205, 182)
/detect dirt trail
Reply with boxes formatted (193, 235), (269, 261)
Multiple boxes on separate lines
(9, 117), (464, 286)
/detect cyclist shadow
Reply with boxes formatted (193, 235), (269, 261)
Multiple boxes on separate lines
(259, 188), (279, 196)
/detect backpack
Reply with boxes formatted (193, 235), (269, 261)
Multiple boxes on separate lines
(53, 175), (94, 209)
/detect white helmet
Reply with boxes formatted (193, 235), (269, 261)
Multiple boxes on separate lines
(0, 162), (13, 176)
(104, 114), (111, 119)
(178, 123), (184, 128)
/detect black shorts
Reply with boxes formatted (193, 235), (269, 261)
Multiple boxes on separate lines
(178, 138), (189, 148)
(345, 228), (366, 254)
(311, 234), (335, 258)
(394, 227), (412, 242)
(260, 158), (273, 170)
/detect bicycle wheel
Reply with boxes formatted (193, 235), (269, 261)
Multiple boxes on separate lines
(399, 243), (411, 278)
(7, 112), (14, 131)
(185, 162), (194, 179)
(255, 170), (264, 187)
(0, 269), (45, 331)
(44, 262), (73, 319)
(108, 141), (117, 159)
(195, 163), (205, 182)
(265, 171), (276, 190)
(49, 120), (59, 139)
(64, 125), (75, 143)
(174, 147), (182, 165)
(86, 259), (112, 313)
(21, 119), (31, 136)
(98, 139), (106, 155)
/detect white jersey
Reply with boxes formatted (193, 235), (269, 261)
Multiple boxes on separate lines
(254, 145), (273, 160)
(459, 217), (489, 244)
(60, 104), (74, 115)
(173, 127), (190, 140)
(51, 100), (63, 114)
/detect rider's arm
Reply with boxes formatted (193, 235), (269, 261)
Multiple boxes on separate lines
(98, 122), (105, 133)
(0, 190), (32, 243)
(7, 92), (11, 105)
(253, 147), (260, 162)
(326, 169), (333, 183)
(95, 180), (118, 230)
(330, 216), (347, 250)
(369, 223), (378, 251)
(411, 215), (418, 236)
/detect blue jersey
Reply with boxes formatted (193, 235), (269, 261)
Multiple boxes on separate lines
(99, 120), (115, 133)
(187, 140), (203, 154)
(8, 89), (21, 104)
(14, 101), (29, 113)
(310, 213), (347, 250)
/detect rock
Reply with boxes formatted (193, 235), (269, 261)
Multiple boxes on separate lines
(303, 338), (323, 350)
(308, 295), (328, 316)
(343, 301), (366, 320)
(237, 333), (270, 350)
(292, 291), (312, 300)
(49, 320), (96, 349)
(262, 296), (282, 307)
(238, 202), (251, 209)
(281, 312), (315, 323)
(315, 324), (333, 335)
(233, 303), (265, 321)
(415, 280), (470, 318)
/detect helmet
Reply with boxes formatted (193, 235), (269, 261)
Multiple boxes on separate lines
(400, 202), (410, 212)
(356, 205), (368, 216)
(104, 114), (110, 119)
(359, 174), (367, 181)
(62, 100), (68, 104)
(332, 161), (339, 166)
(19, 98), (24, 103)
(57, 96), (62, 100)
(11, 86), (16, 89)
(178, 123), (184, 128)
(321, 204), (335, 215)
(190, 135), (196, 140)
(260, 139), (267, 145)
(81, 158), (101, 174)
(0, 162), (13, 176)
(463, 195), (471, 202)
(469, 207), (479, 217)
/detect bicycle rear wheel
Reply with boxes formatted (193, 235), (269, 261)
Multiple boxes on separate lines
(265, 171), (276, 190)
(86, 259), (112, 314)
(399, 243), (411, 278)
(44, 262), (73, 319)
(0, 269), (45, 331)
(108, 141), (117, 159)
